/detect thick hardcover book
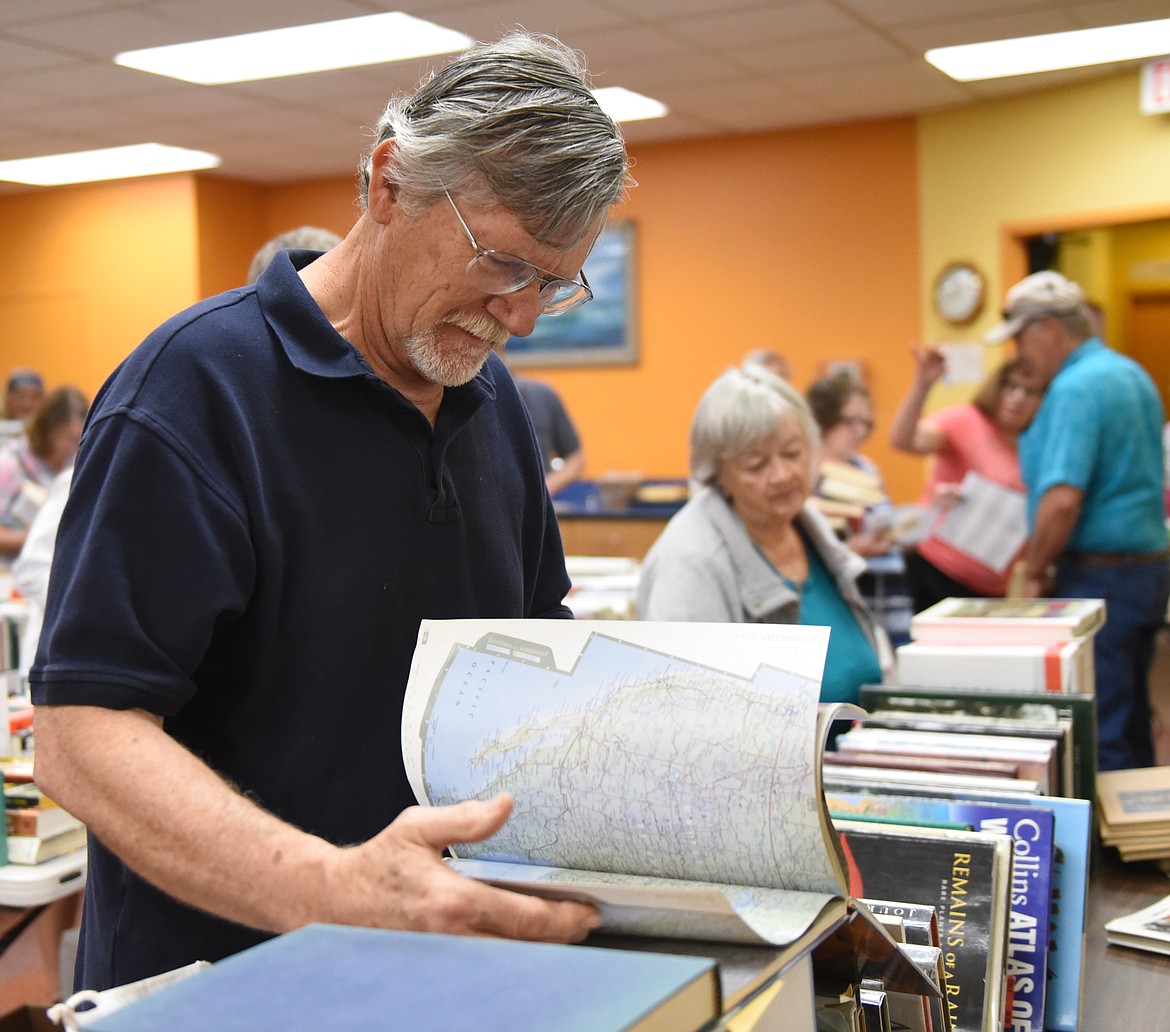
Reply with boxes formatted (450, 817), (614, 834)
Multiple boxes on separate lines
(831, 794), (1054, 1032)
(824, 783), (1090, 1032)
(894, 637), (1094, 694)
(77, 924), (722, 1032)
(401, 619), (936, 1011)
(834, 821), (1013, 1032)
(857, 684), (1098, 811)
(908, 597), (1105, 644)
(4, 824), (87, 865)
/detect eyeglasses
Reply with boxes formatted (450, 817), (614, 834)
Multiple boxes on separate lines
(1003, 381), (1043, 398)
(841, 416), (876, 434)
(444, 191), (593, 317)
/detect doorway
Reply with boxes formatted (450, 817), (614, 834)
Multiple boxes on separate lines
(1128, 291), (1170, 415)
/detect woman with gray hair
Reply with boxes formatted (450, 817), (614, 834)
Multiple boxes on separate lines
(637, 364), (888, 704)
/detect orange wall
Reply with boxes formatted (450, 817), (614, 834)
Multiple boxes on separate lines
(0, 175), (200, 402)
(529, 119), (923, 499)
(0, 119), (924, 499)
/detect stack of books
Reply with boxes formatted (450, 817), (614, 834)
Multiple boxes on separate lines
(4, 777), (87, 866)
(811, 597), (1109, 1032)
(810, 459), (884, 530)
(1097, 765), (1170, 862)
(895, 597), (1105, 695)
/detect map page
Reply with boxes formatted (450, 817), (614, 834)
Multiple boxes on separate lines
(401, 619), (849, 945)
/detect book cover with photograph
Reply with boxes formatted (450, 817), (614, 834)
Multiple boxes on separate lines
(909, 597), (1105, 644)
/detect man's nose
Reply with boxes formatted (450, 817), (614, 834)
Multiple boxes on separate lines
(486, 286), (542, 339)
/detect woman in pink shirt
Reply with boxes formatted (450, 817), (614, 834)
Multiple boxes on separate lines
(889, 347), (1043, 612)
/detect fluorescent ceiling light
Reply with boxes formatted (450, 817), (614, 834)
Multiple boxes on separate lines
(594, 86), (668, 122)
(926, 18), (1170, 81)
(115, 12), (472, 85)
(0, 143), (221, 186)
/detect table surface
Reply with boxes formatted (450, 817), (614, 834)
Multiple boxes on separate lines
(1081, 851), (1170, 1030)
(0, 845), (1165, 1026)
(0, 849), (88, 907)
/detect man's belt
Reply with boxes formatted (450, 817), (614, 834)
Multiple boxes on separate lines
(1061, 549), (1170, 567)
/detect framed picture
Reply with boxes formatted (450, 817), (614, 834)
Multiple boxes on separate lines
(505, 220), (637, 368)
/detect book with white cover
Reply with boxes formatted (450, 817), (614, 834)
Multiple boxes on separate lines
(895, 636), (1094, 695)
(909, 597), (1105, 644)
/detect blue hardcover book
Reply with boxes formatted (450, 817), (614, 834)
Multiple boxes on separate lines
(78, 923), (722, 1032)
(824, 778), (1090, 1032)
(829, 791), (1054, 1032)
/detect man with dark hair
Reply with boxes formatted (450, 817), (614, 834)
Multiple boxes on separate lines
(986, 270), (1168, 771)
(32, 32), (630, 990)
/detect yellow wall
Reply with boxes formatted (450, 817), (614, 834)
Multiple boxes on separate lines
(918, 68), (1170, 354)
(0, 175), (200, 402)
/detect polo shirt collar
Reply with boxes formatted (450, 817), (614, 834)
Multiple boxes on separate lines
(255, 249), (499, 407)
(1060, 335), (1105, 374)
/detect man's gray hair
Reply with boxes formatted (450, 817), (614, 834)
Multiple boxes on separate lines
(358, 31), (631, 248)
(1054, 307), (1097, 342)
(690, 364), (821, 486)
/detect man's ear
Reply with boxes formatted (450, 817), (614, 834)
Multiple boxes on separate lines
(367, 139), (401, 225)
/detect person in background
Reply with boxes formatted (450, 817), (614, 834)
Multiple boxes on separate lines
(2, 368), (45, 422)
(0, 386), (87, 561)
(637, 364), (888, 705)
(888, 346), (1043, 612)
(743, 347), (792, 381)
(30, 31), (630, 991)
(986, 270), (1168, 771)
(246, 226), (343, 285)
(514, 376), (585, 496)
(806, 371), (892, 558)
(12, 464), (74, 677)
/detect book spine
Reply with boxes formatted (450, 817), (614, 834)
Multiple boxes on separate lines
(964, 809), (1054, 1032)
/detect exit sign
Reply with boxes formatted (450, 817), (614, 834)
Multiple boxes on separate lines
(1141, 57), (1170, 114)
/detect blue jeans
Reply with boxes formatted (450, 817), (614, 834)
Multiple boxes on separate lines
(1054, 557), (1170, 771)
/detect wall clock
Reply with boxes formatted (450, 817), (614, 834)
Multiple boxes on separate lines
(932, 261), (986, 325)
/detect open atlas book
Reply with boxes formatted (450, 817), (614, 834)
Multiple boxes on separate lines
(401, 619), (935, 1008)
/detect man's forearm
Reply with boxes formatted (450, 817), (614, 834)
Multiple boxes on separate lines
(33, 705), (335, 934)
(1022, 484), (1083, 595)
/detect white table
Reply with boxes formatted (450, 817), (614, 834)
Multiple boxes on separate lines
(0, 849), (87, 907)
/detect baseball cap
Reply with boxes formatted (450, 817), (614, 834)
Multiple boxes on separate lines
(5, 369), (44, 392)
(983, 270), (1086, 344)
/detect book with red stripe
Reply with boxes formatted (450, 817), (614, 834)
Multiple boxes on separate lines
(894, 637), (1094, 695)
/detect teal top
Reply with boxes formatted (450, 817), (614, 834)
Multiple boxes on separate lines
(761, 534), (882, 705)
(1019, 338), (1166, 553)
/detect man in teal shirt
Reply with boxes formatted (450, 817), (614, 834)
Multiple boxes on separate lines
(986, 271), (1168, 770)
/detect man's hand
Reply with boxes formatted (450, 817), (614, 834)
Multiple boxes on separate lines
(321, 794), (602, 943)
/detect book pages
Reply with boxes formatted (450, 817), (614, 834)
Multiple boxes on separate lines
(401, 619), (853, 946)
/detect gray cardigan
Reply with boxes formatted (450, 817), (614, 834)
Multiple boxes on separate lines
(637, 486), (888, 663)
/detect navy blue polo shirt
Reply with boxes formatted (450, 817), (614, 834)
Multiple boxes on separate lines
(30, 250), (571, 989)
